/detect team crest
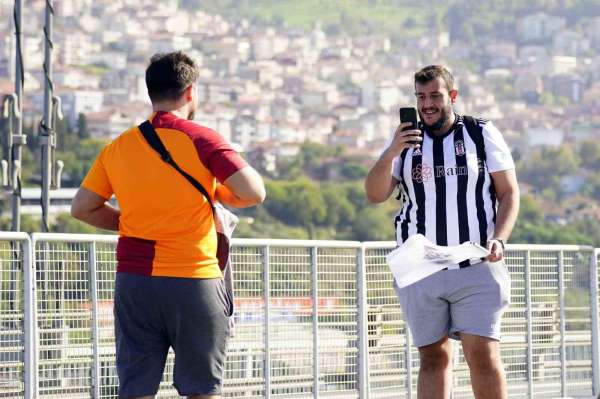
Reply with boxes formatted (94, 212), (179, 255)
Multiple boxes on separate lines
(454, 140), (465, 156)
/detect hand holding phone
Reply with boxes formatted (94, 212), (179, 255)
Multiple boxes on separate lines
(399, 107), (421, 145)
(399, 107), (418, 131)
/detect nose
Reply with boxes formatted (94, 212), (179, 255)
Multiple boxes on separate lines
(420, 97), (435, 109)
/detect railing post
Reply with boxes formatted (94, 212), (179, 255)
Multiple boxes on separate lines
(88, 242), (101, 399)
(23, 235), (37, 399)
(357, 245), (369, 399)
(591, 248), (599, 396)
(311, 246), (319, 399)
(558, 251), (566, 397)
(406, 326), (413, 399)
(525, 250), (533, 398)
(263, 245), (271, 399)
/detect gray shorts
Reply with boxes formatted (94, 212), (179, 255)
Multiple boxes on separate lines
(394, 261), (511, 348)
(114, 273), (232, 398)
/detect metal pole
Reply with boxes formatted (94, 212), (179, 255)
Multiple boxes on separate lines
(406, 327), (413, 399)
(525, 251), (533, 398)
(12, 0), (24, 231)
(558, 251), (566, 397)
(40, 0), (55, 232)
(263, 245), (271, 399)
(311, 246), (319, 399)
(591, 248), (600, 396)
(88, 243), (101, 399)
(23, 235), (36, 399)
(357, 245), (369, 399)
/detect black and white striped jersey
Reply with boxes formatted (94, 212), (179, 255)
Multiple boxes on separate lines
(390, 114), (515, 266)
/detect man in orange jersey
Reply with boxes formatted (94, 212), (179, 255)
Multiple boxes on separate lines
(71, 51), (265, 399)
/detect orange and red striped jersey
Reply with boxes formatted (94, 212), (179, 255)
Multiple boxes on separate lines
(81, 111), (247, 278)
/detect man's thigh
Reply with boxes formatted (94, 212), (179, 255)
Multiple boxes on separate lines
(394, 271), (449, 348)
(114, 273), (170, 398)
(159, 277), (232, 397)
(447, 261), (511, 341)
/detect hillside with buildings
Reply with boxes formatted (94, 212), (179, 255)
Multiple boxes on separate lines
(0, 0), (598, 243)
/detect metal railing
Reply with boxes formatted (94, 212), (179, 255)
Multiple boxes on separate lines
(0, 232), (32, 399)
(0, 233), (598, 398)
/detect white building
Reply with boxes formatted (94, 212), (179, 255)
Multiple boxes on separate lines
(517, 13), (566, 43)
(61, 90), (104, 127)
(525, 127), (564, 147)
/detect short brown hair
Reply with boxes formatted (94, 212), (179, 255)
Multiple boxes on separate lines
(414, 65), (454, 91)
(145, 51), (199, 103)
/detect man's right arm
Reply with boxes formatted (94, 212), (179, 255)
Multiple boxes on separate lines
(365, 123), (421, 203)
(71, 188), (120, 231)
(216, 166), (266, 208)
(365, 150), (399, 203)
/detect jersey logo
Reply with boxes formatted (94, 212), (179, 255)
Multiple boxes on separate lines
(413, 148), (422, 156)
(412, 163), (432, 183)
(455, 140), (465, 156)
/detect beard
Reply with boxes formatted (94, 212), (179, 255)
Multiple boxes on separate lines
(419, 105), (452, 132)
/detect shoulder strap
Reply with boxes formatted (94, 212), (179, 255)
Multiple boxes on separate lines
(138, 120), (215, 212)
(462, 115), (486, 162)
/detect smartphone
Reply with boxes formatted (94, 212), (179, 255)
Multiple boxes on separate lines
(399, 107), (421, 145)
(399, 107), (418, 131)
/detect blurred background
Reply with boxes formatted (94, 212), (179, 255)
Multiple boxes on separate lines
(0, 0), (599, 245)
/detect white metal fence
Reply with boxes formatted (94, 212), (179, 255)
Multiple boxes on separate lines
(0, 232), (598, 398)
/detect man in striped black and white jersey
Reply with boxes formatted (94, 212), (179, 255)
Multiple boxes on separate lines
(365, 65), (520, 399)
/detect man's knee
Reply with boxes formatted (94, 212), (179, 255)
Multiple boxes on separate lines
(464, 345), (503, 374)
(419, 341), (452, 372)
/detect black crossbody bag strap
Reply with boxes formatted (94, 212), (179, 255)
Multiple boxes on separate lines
(138, 120), (215, 214)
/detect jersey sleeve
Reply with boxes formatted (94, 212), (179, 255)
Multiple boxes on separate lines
(482, 121), (515, 173)
(81, 147), (113, 199)
(193, 130), (248, 183)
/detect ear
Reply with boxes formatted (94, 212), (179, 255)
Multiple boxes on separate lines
(449, 89), (458, 103)
(184, 85), (194, 102)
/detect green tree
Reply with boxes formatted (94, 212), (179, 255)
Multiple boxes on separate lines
(57, 138), (106, 186)
(352, 207), (393, 241)
(580, 140), (600, 170)
(519, 146), (580, 195)
(582, 172), (600, 201)
(322, 184), (356, 228)
(77, 113), (90, 139)
(339, 162), (368, 180)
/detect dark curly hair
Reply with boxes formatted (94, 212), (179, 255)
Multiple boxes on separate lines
(145, 51), (199, 103)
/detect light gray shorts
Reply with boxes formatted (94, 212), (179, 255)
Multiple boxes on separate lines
(394, 261), (511, 348)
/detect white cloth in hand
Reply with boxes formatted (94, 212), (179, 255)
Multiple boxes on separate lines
(386, 234), (490, 289)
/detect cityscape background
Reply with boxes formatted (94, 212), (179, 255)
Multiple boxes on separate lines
(0, 0), (599, 245)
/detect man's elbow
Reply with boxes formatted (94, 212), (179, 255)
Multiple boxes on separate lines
(366, 192), (387, 204)
(249, 186), (266, 205)
(70, 203), (85, 221)
(365, 184), (388, 204)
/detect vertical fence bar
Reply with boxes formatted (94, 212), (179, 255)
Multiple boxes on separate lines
(525, 250), (533, 398)
(11, 0), (24, 231)
(406, 327), (413, 399)
(357, 245), (369, 399)
(558, 251), (566, 397)
(88, 242), (101, 399)
(591, 248), (600, 396)
(263, 245), (271, 399)
(311, 247), (319, 399)
(449, 343), (459, 399)
(23, 236), (36, 399)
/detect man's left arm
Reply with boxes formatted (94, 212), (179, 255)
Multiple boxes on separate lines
(488, 169), (520, 262)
